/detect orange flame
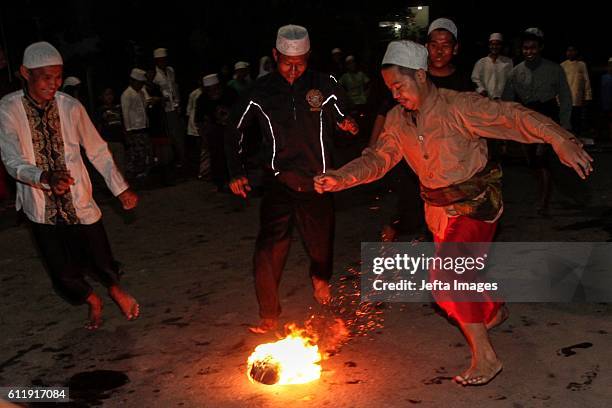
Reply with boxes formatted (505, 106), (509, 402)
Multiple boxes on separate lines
(247, 325), (322, 385)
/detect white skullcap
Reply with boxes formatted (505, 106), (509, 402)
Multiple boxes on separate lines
(234, 61), (249, 70)
(130, 68), (147, 82)
(428, 18), (458, 39)
(63, 76), (81, 87)
(153, 48), (168, 58)
(489, 33), (503, 42)
(202, 73), (220, 87)
(331, 48), (342, 55)
(22, 41), (63, 69)
(345, 55), (355, 63)
(525, 27), (544, 38)
(276, 25), (310, 56)
(382, 41), (428, 71)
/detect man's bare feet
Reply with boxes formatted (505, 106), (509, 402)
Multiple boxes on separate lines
(455, 322), (503, 386)
(85, 292), (103, 330)
(249, 318), (278, 334)
(486, 305), (509, 331)
(454, 356), (503, 386)
(312, 276), (331, 305)
(108, 285), (140, 320)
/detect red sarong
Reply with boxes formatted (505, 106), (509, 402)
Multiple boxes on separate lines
(431, 216), (501, 324)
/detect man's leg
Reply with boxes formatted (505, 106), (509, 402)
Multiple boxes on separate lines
(166, 110), (186, 166)
(30, 222), (103, 329)
(294, 192), (334, 304)
(78, 220), (139, 321)
(251, 181), (294, 332)
(431, 216), (504, 386)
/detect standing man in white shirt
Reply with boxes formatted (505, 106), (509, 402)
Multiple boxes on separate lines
(121, 68), (152, 179)
(152, 48), (185, 168)
(0, 42), (140, 330)
(471, 33), (513, 100)
(561, 45), (592, 136)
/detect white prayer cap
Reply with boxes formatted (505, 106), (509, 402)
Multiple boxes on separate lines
(427, 18), (458, 40)
(331, 48), (342, 55)
(22, 41), (63, 69)
(63, 76), (81, 87)
(276, 25), (310, 56)
(489, 33), (503, 42)
(130, 68), (147, 82)
(153, 48), (168, 58)
(202, 73), (220, 87)
(382, 40), (428, 71)
(234, 61), (249, 70)
(524, 27), (544, 38)
(345, 55), (355, 63)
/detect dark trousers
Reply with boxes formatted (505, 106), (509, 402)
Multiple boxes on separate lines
(571, 106), (584, 136)
(254, 179), (334, 318)
(30, 220), (120, 305)
(392, 162), (425, 235)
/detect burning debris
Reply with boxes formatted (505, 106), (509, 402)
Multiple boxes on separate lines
(247, 325), (322, 385)
(247, 261), (386, 386)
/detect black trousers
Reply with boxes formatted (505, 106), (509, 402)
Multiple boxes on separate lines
(30, 220), (120, 305)
(391, 162), (425, 235)
(253, 179), (334, 319)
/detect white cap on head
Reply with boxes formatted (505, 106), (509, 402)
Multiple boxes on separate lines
(276, 25), (310, 56)
(202, 73), (220, 87)
(525, 27), (544, 38)
(382, 41), (428, 71)
(428, 18), (458, 40)
(63, 76), (81, 87)
(234, 61), (249, 70)
(345, 55), (355, 63)
(489, 33), (503, 42)
(153, 48), (168, 58)
(331, 48), (342, 55)
(23, 41), (63, 69)
(130, 68), (147, 82)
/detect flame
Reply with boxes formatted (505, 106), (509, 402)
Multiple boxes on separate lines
(247, 326), (321, 385)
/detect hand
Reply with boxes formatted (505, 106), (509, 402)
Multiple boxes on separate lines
(118, 189), (139, 210)
(552, 137), (594, 179)
(229, 176), (251, 198)
(337, 117), (359, 135)
(42, 171), (75, 196)
(313, 173), (341, 194)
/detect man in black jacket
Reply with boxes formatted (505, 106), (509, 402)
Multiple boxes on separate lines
(225, 25), (358, 333)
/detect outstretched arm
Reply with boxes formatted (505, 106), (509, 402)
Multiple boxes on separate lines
(314, 124), (403, 193)
(459, 94), (593, 179)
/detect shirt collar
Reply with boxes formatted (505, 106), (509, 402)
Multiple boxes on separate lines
(417, 83), (439, 116)
(23, 87), (54, 111)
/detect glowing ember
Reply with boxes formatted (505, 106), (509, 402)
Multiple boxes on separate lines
(247, 326), (321, 385)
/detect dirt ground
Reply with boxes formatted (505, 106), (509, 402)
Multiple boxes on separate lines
(1, 145), (611, 407)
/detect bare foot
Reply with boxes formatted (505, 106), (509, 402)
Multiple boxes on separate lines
(312, 276), (331, 305)
(249, 318), (278, 334)
(454, 357), (503, 386)
(486, 305), (509, 331)
(85, 292), (103, 330)
(108, 285), (140, 320)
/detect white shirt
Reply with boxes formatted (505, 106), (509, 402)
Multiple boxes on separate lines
(0, 90), (129, 225)
(560, 59), (592, 107)
(471, 55), (513, 99)
(120, 86), (148, 131)
(153, 66), (180, 112)
(186, 88), (202, 136)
